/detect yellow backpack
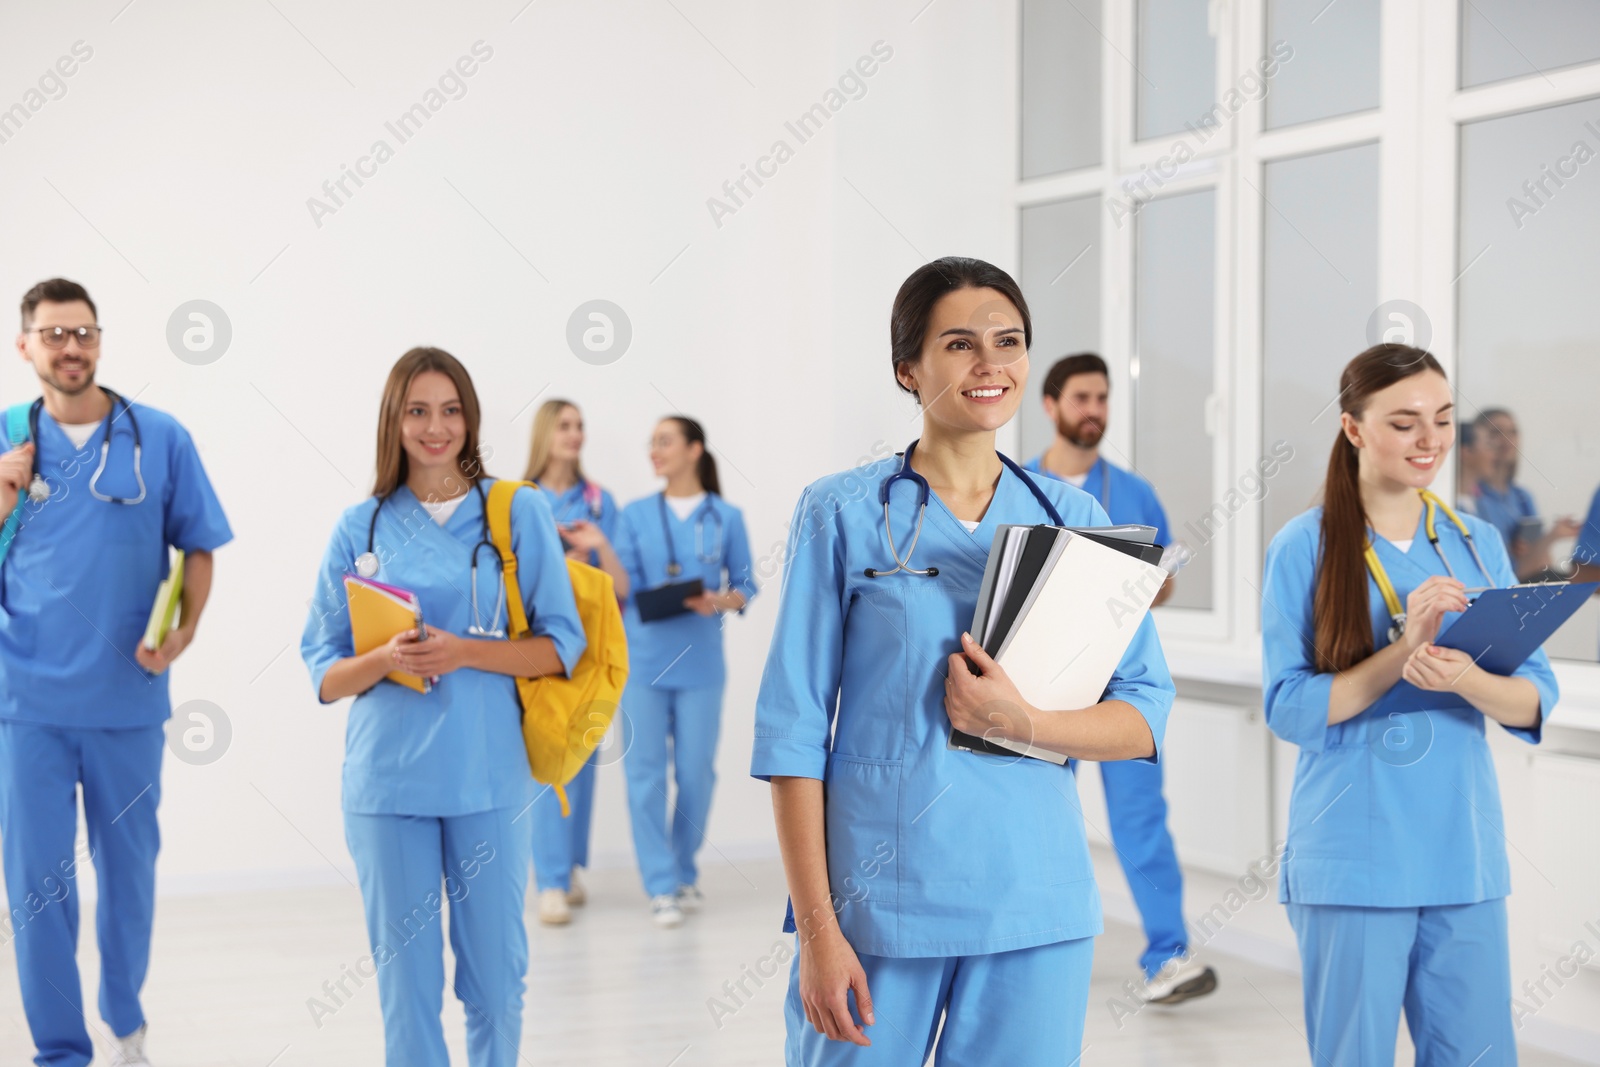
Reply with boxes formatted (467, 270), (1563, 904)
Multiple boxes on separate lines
(486, 480), (629, 816)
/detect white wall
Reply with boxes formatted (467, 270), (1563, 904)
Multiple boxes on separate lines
(0, 0), (1018, 893)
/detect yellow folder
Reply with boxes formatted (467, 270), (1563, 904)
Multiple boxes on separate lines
(142, 549), (185, 651)
(344, 575), (431, 694)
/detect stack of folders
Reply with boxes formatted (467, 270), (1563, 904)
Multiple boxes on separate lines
(949, 525), (1169, 765)
(344, 574), (431, 694)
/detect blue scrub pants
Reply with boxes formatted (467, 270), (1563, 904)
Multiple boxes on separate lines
(784, 936), (1093, 1065)
(620, 683), (723, 898)
(0, 721), (163, 1067)
(529, 752), (598, 892)
(1099, 757), (1189, 978)
(1287, 899), (1515, 1067)
(344, 807), (532, 1067)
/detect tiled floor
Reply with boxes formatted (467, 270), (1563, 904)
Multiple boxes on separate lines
(0, 858), (1581, 1065)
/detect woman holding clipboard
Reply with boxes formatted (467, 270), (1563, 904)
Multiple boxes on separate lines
(614, 416), (755, 927)
(1262, 344), (1559, 1066)
(300, 348), (586, 1066)
(752, 257), (1174, 1064)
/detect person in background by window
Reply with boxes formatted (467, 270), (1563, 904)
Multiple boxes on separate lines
(1471, 409), (1580, 580)
(1453, 418), (1494, 517)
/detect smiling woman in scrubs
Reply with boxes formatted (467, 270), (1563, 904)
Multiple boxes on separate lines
(614, 415), (755, 927)
(300, 348), (585, 1067)
(753, 257), (1174, 1065)
(1262, 345), (1559, 1067)
(521, 397), (626, 926)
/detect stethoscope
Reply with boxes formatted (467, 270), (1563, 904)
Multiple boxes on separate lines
(537, 478), (605, 523)
(353, 479), (506, 638)
(25, 387), (145, 506)
(656, 492), (723, 577)
(1364, 488), (1494, 643)
(865, 440), (1066, 578)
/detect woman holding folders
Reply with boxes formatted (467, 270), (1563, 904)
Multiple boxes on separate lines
(300, 348), (585, 1067)
(614, 415), (756, 927)
(522, 397), (627, 926)
(752, 257), (1174, 1065)
(1261, 345), (1559, 1066)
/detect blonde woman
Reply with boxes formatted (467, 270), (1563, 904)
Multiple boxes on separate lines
(523, 398), (626, 924)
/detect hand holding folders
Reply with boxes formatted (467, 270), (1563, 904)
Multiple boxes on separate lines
(949, 523), (1168, 764)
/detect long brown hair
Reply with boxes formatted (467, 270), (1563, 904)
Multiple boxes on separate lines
(664, 415), (720, 496)
(1312, 344), (1445, 672)
(523, 398), (587, 485)
(372, 347), (488, 498)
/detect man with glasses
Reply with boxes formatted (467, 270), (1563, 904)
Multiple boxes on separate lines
(0, 279), (231, 1067)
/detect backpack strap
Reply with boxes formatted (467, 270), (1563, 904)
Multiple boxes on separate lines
(0, 402), (35, 565)
(486, 479), (534, 641)
(487, 478), (573, 815)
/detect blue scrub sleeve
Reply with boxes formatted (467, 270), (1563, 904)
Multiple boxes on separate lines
(597, 489), (620, 543)
(614, 506), (648, 606)
(750, 487), (845, 782)
(1476, 517), (1558, 744)
(1139, 477), (1172, 548)
(1261, 520), (1336, 753)
(510, 487), (587, 676)
(1083, 497), (1174, 761)
(162, 423), (233, 553)
(301, 513), (359, 705)
(1575, 487), (1600, 565)
(723, 506), (757, 612)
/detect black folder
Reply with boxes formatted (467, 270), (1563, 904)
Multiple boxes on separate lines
(634, 578), (705, 623)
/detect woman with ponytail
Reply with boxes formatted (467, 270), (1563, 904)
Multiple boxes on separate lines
(1262, 345), (1559, 1066)
(614, 415), (756, 926)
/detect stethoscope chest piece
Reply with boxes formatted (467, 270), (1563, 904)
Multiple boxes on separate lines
(1387, 615), (1407, 644)
(353, 551), (380, 579)
(26, 475), (50, 504)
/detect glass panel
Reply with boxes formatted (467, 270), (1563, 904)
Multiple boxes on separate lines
(1265, 0), (1380, 129)
(1459, 98), (1600, 662)
(1260, 144), (1380, 576)
(1134, 188), (1215, 610)
(1019, 196), (1102, 459)
(1136, 0), (1217, 141)
(1020, 0), (1102, 177)
(1461, 0), (1600, 89)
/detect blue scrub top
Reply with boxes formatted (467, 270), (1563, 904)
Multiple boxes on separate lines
(1022, 453), (1171, 543)
(0, 400), (233, 728)
(751, 457), (1175, 958)
(1261, 506), (1559, 908)
(614, 492), (756, 690)
(1468, 480), (1537, 550)
(300, 480), (587, 817)
(538, 478), (618, 568)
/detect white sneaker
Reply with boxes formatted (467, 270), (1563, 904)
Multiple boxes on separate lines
(566, 866), (587, 907)
(537, 887), (571, 926)
(108, 1023), (152, 1067)
(1141, 955), (1218, 1005)
(675, 884), (704, 913)
(650, 894), (683, 928)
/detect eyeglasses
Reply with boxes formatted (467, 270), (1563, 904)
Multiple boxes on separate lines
(27, 325), (103, 349)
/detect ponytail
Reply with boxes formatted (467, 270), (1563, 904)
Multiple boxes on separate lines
(1311, 344), (1444, 673)
(1313, 430), (1372, 672)
(666, 415), (721, 496)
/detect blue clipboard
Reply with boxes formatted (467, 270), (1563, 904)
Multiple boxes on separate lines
(1370, 581), (1598, 714)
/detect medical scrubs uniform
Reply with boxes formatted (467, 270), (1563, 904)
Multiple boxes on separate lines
(1262, 506), (1559, 1067)
(1024, 453), (1189, 979)
(301, 481), (585, 1067)
(614, 492), (755, 899)
(0, 400), (232, 1067)
(1470, 480), (1538, 552)
(754, 458), (1174, 1065)
(528, 479), (618, 895)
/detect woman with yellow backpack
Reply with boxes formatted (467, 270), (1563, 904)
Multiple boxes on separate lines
(299, 348), (586, 1067)
(522, 398), (628, 926)
(615, 415), (757, 928)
